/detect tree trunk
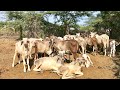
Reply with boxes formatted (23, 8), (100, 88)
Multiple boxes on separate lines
(109, 28), (113, 39)
(19, 25), (23, 40)
(65, 23), (69, 35)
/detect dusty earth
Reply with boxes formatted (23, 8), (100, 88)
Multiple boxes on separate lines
(0, 37), (119, 79)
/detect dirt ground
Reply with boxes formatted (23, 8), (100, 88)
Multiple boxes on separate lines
(0, 37), (118, 79)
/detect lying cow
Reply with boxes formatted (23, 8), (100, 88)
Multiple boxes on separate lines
(80, 54), (93, 68)
(56, 60), (83, 79)
(33, 55), (64, 72)
(56, 54), (93, 79)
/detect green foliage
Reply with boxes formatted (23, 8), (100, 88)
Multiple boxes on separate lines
(0, 22), (6, 28)
(94, 11), (120, 39)
(79, 25), (94, 31)
(43, 11), (92, 34)
(6, 11), (24, 20)
(81, 12), (102, 31)
(5, 11), (44, 39)
(2, 11), (95, 38)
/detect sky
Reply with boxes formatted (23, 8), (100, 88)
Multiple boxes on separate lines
(0, 11), (7, 21)
(0, 11), (100, 25)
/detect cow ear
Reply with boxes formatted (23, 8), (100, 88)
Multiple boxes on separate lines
(21, 41), (23, 45)
(115, 41), (120, 46)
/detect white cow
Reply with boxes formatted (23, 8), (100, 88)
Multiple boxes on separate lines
(109, 40), (120, 57)
(12, 38), (31, 72)
(33, 55), (64, 72)
(57, 61), (83, 79)
(90, 32), (109, 56)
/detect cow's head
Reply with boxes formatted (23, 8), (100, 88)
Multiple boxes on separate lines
(20, 38), (30, 55)
(89, 32), (97, 38)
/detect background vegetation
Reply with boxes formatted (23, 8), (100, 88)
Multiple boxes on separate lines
(0, 11), (120, 40)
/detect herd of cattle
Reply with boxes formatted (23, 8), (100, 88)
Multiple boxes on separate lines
(11, 32), (120, 79)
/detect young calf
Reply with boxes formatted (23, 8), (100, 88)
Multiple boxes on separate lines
(57, 61), (83, 79)
(57, 54), (93, 79)
(109, 40), (120, 57)
(12, 38), (31, 72)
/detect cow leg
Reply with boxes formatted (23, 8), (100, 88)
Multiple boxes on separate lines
(12, 52), (17, 67)
(61, 70), (69, 79)
(78, 46), (82, 54)
(113, 49), (115, 57)
(75, 74), (83, 77)
(30, 54), (32, 59)
(87, 55), (93, 66)
(22, 55), (26, 72)
(110, 48), (112, 57)
(84, 47), (86, 54)
(29, 46), (32, 59)
(81, 46), (84, 54)
(73, 53), (77, 61)
(104, 48), (107, 56)
(51, 69), (59, 73)
(62, 73), (75, 79)
(33, 68), (41, 72)
(34, 46), (38, 60)
(92, 46), (96, 55)
(61, 69), (75, 79)
(17, 53), (21, 64)
(44, 52), (45, 57)
(34, 53), (38, 60)
(33, 64), (41, 71)
(75, 70), (83, 77)
(27, 56), (31, 71)
(33, 66), (41, 71)
(29, 51), (32, 59)
(56, 70), (62, 76)
(103, 43), (107, 56)
(69, 54), (70, 61)
(94, 45), (98, 55)
(62, 75), (75, 79)
(93, 46), (95, 52)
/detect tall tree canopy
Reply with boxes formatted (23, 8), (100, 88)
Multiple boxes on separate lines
(4, 11), (92, 39)
(94, 11), (120, 39)
(44, 11), (92, 34)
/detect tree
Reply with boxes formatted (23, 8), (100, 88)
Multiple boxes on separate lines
(6, 11), (24, 39)
(5, 11), (92, 38)
(6, 11), (44, 39)
(96, 11), (120, 39)
(43, 11), (92, 35)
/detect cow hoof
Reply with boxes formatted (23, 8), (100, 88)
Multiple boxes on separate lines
(33, 69), (41, 72)
(28, 69), (31, 71)
(24, 69), (27, 72)
(18, 61), (21, 64)
(12, 64), (14, 67)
